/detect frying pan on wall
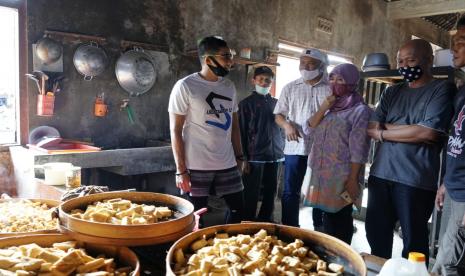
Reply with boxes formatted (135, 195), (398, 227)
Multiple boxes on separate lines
(35, 37), (62, 65)
(73, 42), (108, 81)
(115, 47), (156, 96)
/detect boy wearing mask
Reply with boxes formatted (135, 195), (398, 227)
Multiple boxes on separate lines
(238, 66), (284, 222)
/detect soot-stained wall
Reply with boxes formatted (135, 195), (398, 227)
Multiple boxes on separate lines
(26, 0), (449, 149)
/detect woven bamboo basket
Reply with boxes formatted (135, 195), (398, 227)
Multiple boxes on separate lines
(58, 192), (194, 246)
(166, 222), (367, 276)
(0, 198), (60, 237)
(0, 233), (140, 275)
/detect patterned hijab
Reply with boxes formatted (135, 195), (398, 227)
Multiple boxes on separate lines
(329, 63), (365, 112)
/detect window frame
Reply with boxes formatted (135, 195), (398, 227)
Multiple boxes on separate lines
(0, 0), (27, 149)
(278, 39), (354, 63)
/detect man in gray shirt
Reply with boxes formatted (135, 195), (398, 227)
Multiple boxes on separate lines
(366, 39), (455, 263)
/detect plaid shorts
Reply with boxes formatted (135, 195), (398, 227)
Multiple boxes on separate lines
(189, 167), (243, 197)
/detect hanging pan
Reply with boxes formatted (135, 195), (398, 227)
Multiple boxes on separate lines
(115, 47), (156, 96)
(73, 41), (108, 81)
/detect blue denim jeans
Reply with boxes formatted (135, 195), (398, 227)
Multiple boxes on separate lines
(281, 154), (308, 226)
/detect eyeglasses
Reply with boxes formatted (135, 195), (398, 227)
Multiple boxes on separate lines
(206, 53), (234, 60)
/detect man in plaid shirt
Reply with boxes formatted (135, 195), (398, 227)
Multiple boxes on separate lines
(274, 48), (331, 227)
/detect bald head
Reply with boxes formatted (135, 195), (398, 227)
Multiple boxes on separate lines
(399, 39), (433, 60)
(397, 39), (433, 79)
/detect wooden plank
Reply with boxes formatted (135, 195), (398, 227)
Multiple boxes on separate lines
(44, 30), (107, 45)
(387, 0), (465, 20)
(120, 40), (169, 52)
(182, 50), (279, 67)
(361, 253), (387, 275)
(35, 179), (65, 201)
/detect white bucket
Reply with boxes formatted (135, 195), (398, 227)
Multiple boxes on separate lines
(41, 162), (73, 185)
(434, 49), (453, 67)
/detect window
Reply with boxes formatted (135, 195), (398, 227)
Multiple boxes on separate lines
(275, 43), (352, 99)
(0, 5), (19, 144)
(412, 35), (443, 52)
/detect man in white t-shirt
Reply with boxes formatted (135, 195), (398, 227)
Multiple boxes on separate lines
(168, 36), (245, 226)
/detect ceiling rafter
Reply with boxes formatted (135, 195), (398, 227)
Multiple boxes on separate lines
(386, 0), (465, 20)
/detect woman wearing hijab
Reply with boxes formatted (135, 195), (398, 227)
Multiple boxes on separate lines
(302, 63), (372, 244)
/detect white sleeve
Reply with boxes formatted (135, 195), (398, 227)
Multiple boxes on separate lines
(168, 80), (189, 115)
(274, 84), (289, 116)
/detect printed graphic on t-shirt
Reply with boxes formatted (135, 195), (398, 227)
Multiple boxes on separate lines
(449, 107), (465, 158)
(205, 92), (232, 131)
(455, 108), (465, 136)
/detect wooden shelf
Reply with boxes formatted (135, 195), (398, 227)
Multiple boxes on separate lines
(183, 50), (279, 67)
(361, 66), (455, 83)
(234, 57), (280, 67)
(44, 30), (106, 45)
(120, 40), (168, 52)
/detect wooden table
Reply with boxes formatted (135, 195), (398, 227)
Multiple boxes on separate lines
(361, 253), (387, 275)
(30, 179), (66, 201)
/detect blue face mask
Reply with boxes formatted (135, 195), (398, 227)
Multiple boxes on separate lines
(255, 84), (270, 95)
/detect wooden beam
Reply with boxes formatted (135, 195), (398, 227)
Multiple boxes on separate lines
(387, 0), (465, 20)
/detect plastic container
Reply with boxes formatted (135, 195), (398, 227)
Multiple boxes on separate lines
(378, 252), (429, 276)
(378, 257), (413, 276)
(94, 102), (108, 116)
(434, 49), (453, 67)
(94, 94), (107, 117)
(40, 162), (73, 185)
(65, 166), (81, 189)
(37, 94), (55, 116)
(408, 252), (429, 276)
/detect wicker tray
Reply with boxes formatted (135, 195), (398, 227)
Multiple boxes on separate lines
(166, 222), (367, 276)
(0, 198), (59, 237)
(58, 191), (194, 246)
(0, 233), (140, 275)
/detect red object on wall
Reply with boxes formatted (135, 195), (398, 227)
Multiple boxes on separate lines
(37, 94), (55, 116)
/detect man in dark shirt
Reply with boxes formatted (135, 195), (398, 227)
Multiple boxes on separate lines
(432, 16), (465, 275)
(238, 66), (284, 222)
(366, 39), (455, 262)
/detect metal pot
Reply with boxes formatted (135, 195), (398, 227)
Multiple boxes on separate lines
(115, 48), (156, 96)
(28, 125), (60, 144)
(73, 42), (108, 80)
(36, 37), (62, 65)
(362, 53), (390, 72)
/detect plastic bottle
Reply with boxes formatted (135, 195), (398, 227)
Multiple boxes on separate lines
(408, 252), (429, 276)
(378, 257), (413, 276)
(378, 252), (430, 276)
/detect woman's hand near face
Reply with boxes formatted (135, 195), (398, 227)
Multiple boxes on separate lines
(321, 95), (336, 110)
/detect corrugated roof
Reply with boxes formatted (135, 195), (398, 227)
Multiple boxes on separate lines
(421, 13), (461, 31)
(384, 0), (461, 31)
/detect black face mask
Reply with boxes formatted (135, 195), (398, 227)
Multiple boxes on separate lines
(207, 57), (229, 77)
(398, 65), (423, 82)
